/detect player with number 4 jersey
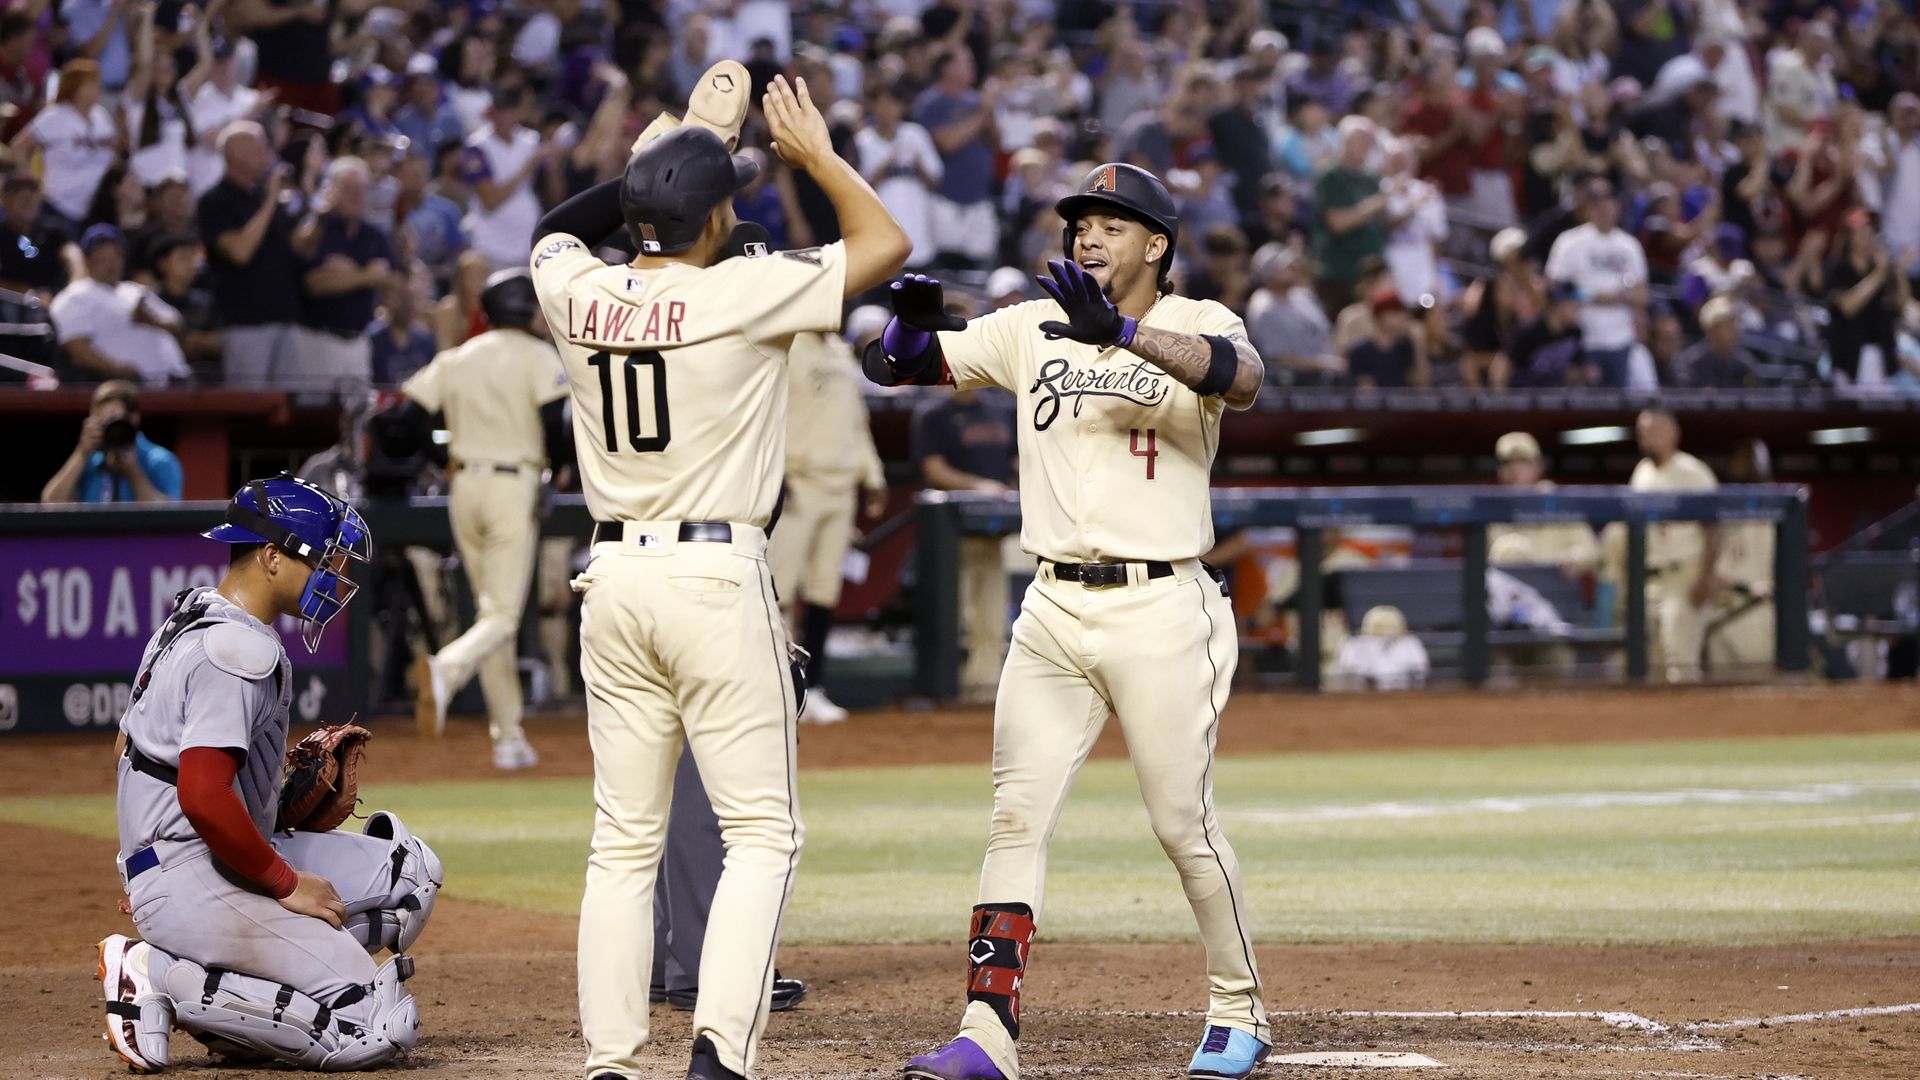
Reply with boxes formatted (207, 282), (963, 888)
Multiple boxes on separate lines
(863, 163), (1272, 1080)
(529, 72), (908, 1080)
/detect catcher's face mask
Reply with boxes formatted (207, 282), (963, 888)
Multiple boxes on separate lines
(295, 504), (369, 654)
(219, 477), (372, 653)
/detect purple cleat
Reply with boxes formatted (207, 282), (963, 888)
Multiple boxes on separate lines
(903, 1036), (1007, 1080)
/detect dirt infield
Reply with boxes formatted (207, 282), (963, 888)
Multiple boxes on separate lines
(4, 684), (1918, 1079)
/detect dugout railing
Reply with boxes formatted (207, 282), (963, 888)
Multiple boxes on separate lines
(0, 486), (1819, 730)
(911, 485), (1812, 697)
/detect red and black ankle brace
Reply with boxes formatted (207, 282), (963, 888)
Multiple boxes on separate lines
(966, 902), (1036, 1039)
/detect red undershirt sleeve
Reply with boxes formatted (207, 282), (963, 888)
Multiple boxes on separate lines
(176, 746), (298, 900)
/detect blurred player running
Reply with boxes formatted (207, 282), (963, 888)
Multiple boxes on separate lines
(401, 269), (570, 770)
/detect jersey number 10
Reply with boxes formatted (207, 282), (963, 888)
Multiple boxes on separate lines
(587, 350), (671, 453)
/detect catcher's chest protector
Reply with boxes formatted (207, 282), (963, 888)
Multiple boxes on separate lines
(118, 587), (293, 846)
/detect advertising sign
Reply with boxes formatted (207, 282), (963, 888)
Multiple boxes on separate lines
(0, 535), (349, 734)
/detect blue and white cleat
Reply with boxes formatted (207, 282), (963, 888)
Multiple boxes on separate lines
(903, 1036), (1007, 1080)
(1188, 1024), (1270, 1079)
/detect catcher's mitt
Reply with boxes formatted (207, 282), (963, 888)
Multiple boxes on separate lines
(277, 721), (372, 832)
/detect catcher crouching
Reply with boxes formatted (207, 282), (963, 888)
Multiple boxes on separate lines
(100, 473), (442, 1072)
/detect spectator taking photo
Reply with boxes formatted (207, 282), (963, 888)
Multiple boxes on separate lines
(39, 379), (182, 503)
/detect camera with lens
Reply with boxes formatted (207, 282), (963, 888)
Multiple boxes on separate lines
(101, 415), (138, 451)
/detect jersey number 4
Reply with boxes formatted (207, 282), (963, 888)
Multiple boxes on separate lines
(1130, 428), (1157, 480)
(587, 350), (671, 453)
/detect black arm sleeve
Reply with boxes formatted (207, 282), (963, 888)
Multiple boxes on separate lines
(534, 178), (625, 250)
(541, 398), (574, 471)
(860, 335), (950, 388)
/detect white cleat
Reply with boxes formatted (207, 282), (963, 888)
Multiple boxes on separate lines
(492, 735), (539, 770)
(412, 655), (448, 737)
(801, 690), (849, 725)
(99, 934), (172, 1073)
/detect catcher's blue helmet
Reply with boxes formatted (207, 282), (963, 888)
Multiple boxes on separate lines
(203, 473), (370, 652)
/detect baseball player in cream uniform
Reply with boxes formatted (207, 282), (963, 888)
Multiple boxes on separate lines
(1629, 409), (1719, 683)
(405, 270), (570, 769)
(1488, 432), (1601, 573)
(528, 73), (909, 1080)
(768, 329), (888, 722)
(1488, 432), (1601, 677)
(864, 162), (1272, 1080)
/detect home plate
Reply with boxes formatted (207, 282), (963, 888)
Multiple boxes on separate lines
(1271, 1051), (1447, 1068)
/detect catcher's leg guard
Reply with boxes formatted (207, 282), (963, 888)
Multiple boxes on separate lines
(322, 956), (421, 1069)
(163, 955), (419, 1071)
(274, 811), (443, 955)
(966, 903), (1036, 1040)
(164, 960), (336, 1069)
(356, 812), (442, 954)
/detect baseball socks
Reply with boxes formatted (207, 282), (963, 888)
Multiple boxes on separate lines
(797, 603), (848, 724)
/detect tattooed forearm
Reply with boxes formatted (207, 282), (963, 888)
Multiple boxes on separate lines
(1127, 325), (1211, 383)
(1126, 327), (1265, 409)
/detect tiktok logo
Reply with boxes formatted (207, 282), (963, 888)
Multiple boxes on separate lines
(297, 675), (326, 721)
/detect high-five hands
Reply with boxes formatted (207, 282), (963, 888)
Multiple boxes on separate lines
(888, 274), (967, 333)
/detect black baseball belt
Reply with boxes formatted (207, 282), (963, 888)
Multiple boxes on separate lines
(592, 520), (734, 545)
(453, 459), (533, 475)
(123, 742), (179, 785)
(1045, 559), (1173, 587)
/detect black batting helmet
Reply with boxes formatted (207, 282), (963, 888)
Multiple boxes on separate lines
(479, 268), (539, 330)
(1055, 162), (1180, 262)
(620, 126), (759, 255)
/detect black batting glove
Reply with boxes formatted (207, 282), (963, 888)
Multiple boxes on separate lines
(1035, 259), (1138, 347)
(889, 274), (968, 333)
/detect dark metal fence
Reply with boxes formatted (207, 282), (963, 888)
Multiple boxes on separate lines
(912, 485), (1812, 697)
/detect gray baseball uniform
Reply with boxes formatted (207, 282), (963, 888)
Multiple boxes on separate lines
(114, 587), (442, 1069)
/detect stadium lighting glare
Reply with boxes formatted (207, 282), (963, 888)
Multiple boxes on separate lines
(1295, 427), (1367, 447)
(1558, 426), (1633, 446)
(1809, 427), (1874, 446)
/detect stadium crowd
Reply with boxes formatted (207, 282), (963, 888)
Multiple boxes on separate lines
(0, 0), (1917, 406)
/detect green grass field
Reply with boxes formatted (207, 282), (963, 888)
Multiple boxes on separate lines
(8, 732), (1918, 947)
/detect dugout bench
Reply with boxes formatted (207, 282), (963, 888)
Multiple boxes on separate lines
(1329, 559), (1624, 670)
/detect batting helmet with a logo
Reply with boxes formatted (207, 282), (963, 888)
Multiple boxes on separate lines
(619, 126), (760, 256)
(1054, 162), (1180, 259)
